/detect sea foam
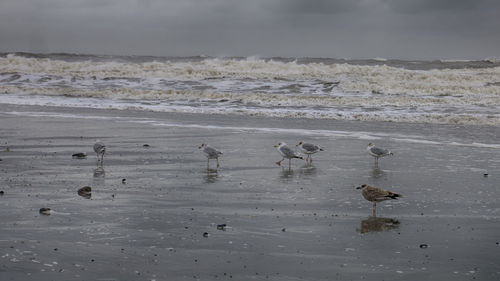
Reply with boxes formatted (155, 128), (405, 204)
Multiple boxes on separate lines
(1, 54), (499, 126)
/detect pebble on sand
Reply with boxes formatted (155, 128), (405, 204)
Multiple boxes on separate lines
(39, 208), (51, 215)
(217, 224), (227, 230)
(0, 190), (4, 196)
(77, 186), (92, 199)
(203, 232), (209, 238)
(72, 152), (87, 159)
(419, 244), (429, 249)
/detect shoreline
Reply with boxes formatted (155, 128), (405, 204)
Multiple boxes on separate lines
(2, 92), (500, 127)
(2, 103), (500, 148)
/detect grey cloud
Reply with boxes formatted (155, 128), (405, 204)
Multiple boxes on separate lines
(383, 0), (498, 13)
(0, 0), (499, 59)
(272, 0), (363, 14)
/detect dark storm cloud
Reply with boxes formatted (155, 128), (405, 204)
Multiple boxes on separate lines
(383, 0), (495, 13)
(272, 0), (362, 15)
(0, 0), (499, 59)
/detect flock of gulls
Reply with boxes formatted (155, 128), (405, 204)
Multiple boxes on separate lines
(92, 140), (401, 217)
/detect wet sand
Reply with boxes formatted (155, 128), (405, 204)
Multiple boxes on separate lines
(1, 103), (500, 281)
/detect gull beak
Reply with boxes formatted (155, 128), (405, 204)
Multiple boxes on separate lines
(273, 144), (278, 148)
(356, 186), (362, 190)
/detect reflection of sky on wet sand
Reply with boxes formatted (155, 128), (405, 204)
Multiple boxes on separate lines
(1, 106), (500, 281)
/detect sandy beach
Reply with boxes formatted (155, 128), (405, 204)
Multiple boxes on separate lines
(1, 103), (500, 281)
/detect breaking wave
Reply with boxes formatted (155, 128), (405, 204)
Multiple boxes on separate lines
(1, 53), (499, 126)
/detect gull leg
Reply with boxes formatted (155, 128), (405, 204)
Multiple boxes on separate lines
(276, 158), (283, 166)
(309, 155), (313, 164)
(372, 202), (377, 217)
(216, 157), (220, 169)
(207, 158), (210, 170)
(288, 158), (292, 169)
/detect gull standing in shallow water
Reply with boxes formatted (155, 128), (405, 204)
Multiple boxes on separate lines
(94, 141), (106, 165)
(366, 143), (393, 164)
(199, 143), (223, 169)
(296, 141), (324, 164)
(274, 142), (303, 169)
(356, 184), (402, 217)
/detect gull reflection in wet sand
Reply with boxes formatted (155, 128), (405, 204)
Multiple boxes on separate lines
(298, 164), (317, 177)
(204, 169), (219, 183)
(371, 167), (386, 178)
(279, 168), (295, 182)
(360, 216), (400, 233)
(93, 167), (105, 187)
(93, 167), (105, 178)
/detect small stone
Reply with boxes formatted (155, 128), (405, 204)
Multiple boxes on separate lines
(483, 173), (488, 177)
(72, 152), (87, 159)
(143, 144), (150, 148)
(419, 244), (428, 249)
(202, 232), (209, 238)
(77, 186), (92, 199)
(39, 208), (51, 215)
(0, 190), (4, 196)
(122, 179), (126, 184)
(217, 224), (227, 230)
(281, 228), (286, 232)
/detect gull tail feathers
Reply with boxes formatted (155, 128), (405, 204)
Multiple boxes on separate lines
(386, 192), (402, 199)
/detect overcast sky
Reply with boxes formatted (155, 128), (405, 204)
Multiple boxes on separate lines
(1, 0), (499, 59)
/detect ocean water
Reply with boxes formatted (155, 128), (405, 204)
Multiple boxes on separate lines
(1, 52), (499, 126)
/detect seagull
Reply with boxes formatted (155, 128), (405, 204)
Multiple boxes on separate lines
(199, 143), (223, 169)
(356, 184), (402, 217)
(94, 141), (106, 165)
(274, 142), (303, 168)
(366, 143), (393, 164)
(296, 141), (324, 164)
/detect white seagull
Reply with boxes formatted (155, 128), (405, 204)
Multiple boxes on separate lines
(93, 141), (106, 165)
(296, 141), (324, 164)
(274, 142), (303, 168)
(356, 184), (402, 217)
(366, 143), (393, 164)
(199, 143), (223, 169)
